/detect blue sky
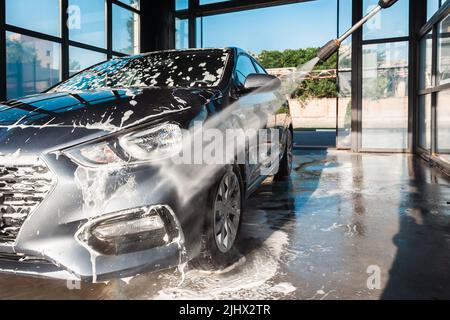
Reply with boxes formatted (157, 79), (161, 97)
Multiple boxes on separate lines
(197, 0), (410, 53)
(200, 0), (340, 53)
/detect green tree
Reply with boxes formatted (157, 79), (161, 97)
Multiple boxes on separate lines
(6, 38), (39, 64)
(256, 48), (338, 101)
(362, 77), (389, 100)
(257, 48), (337, 70)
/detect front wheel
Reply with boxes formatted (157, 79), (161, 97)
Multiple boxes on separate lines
(192, 166), (244, 270)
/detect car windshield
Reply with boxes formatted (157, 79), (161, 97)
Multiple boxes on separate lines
(51, 50), (229, 92)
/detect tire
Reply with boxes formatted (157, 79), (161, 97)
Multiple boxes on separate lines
(275, 129), (293, 180)
(191, 165), (244, 270)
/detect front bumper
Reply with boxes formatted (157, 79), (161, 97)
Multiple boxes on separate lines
(0, 242), (182, 282)
(0, 152), (197, 282)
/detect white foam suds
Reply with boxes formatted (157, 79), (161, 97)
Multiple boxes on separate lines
(153, 230), (290, 300)
(120, 110), (134, 128)
(269, 282), (297, 294)
(121, 277), (134, 285)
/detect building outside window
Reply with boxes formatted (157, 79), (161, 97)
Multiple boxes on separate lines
(6, 32), (61, 99)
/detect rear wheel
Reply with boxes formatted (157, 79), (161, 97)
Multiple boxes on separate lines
(275, 130), (293, 180)
(192, 166), (244, 270)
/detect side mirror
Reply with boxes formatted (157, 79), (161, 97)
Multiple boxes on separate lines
(243, 73), (281, 93)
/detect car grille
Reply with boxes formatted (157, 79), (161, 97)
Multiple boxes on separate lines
(0, 156), (55, 244)
(0, 252), (53, 264)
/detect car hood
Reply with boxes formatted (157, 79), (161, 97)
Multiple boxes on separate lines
(0, 87), (219, 154)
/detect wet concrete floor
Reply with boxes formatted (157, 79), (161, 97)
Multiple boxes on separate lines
(0, 149), (449, 299)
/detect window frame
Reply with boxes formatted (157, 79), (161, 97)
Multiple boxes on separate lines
(111, 1), (140, 55)
(354, 0), (411, 153)
(417, 0), (450, 168)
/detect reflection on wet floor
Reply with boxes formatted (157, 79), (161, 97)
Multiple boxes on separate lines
(0, 149), (449, 299)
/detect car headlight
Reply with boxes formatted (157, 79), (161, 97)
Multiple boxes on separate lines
(75, 205), (180, 255)
(64, 123), (182, 167)
(119, 123), (182, 161)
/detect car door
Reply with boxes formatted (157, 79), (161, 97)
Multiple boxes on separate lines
(251, 58), (290, 174)
(232, 54), (278, 191)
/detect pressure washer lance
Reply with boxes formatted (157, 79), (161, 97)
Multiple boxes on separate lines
(316, 0), (399, 62)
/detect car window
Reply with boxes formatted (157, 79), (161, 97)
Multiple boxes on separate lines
(253, 60), (267, 74)
(50, 50), (230, 92)
(235, 55), (257, 86)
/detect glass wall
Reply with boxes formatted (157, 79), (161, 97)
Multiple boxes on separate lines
(195, 0), (337, 52)
(69, 0), (106, 48)
(360, 0), (409, 151)
(112, 3), (140, 55)
(6, 0), (61, 37)
(428, 0), (441, 21)
(6, 32), (61, 98)
(2, 0), (141, 100)
(69, 46), (107, 75)
(418, 31), (433, 152)
(437, 90), (450, 161)
(437, 12), (450, 161)
(361, 42), (409, 149)
(437, 13), (450, 85)
(175, 18), (189, 49)
(418, 6), (450, 165)
(363, 0), (409, 40)
(420, 31), (433, 90)
(175, 0), (189, 11)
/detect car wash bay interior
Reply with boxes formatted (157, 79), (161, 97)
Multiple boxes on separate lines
(0, 0), (449, 299)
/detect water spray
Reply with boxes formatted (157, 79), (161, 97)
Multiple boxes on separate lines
(316, 0), (399, 61)
(155, 0), (403, 215)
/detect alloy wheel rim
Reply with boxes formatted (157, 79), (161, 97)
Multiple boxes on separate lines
(213, 171), (241, 253)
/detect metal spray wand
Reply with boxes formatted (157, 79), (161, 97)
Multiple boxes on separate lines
(316, 0), (399, 61)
